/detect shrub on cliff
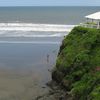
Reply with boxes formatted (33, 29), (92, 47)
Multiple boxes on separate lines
(52, 26), (100, 100)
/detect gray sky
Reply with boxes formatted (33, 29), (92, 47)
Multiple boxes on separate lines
(0, 0), (100, 6)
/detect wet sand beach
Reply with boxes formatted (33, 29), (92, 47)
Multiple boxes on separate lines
(0, 41), (61, 100)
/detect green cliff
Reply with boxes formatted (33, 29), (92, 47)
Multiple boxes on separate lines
(52, 26), (100, 100)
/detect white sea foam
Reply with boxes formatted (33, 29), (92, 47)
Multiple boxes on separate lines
(0, 23), (75, 32)
(0, 23), (76, 37)
(0, 31), (67, 37)
(0, 41), (61, 44)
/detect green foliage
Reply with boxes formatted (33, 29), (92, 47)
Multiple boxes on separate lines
(52, 26), (100, 100)
(89, 85), (100, 100)
(71, 73), (100, 100)
(86, 22), (97, 25)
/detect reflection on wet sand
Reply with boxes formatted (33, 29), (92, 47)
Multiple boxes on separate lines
(0, 43), (60, 100)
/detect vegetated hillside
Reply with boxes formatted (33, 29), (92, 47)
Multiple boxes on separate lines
(52, 26), (100, 100)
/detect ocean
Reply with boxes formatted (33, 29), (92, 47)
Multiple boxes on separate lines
(0, 6), (100, 100)
(0, 6), (100, 42)
(0, 6), (100, 24)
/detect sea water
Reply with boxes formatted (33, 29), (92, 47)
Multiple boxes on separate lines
(0, 6), (100, 100)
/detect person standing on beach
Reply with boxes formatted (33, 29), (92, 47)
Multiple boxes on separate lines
(47, 54), (49, 63)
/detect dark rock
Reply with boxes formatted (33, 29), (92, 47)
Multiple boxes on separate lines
(52, 70), (64, 82)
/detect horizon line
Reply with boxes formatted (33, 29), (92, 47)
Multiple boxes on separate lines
(0, 5), (99, 7)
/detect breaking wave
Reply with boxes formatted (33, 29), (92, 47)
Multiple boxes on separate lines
(0, 23), (76, 37)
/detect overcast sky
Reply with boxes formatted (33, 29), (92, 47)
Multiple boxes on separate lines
(0, 0), (100, 6)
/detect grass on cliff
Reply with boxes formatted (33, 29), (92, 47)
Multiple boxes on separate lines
(52, 26), (100, 100)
